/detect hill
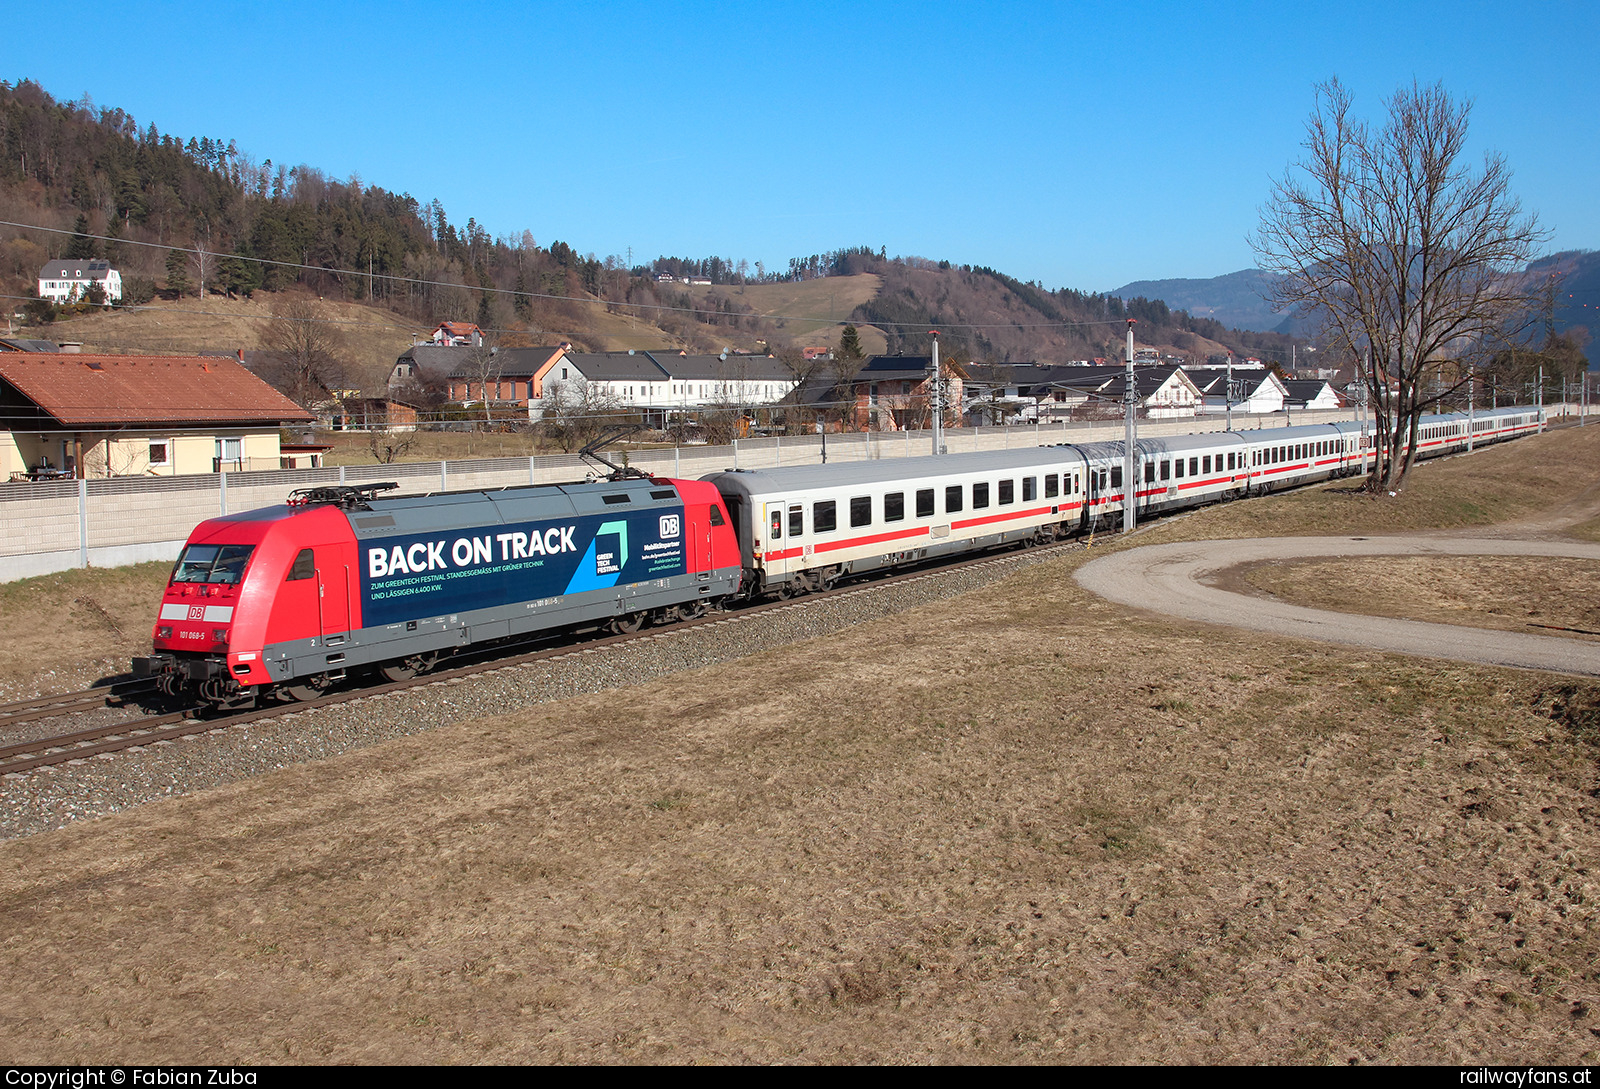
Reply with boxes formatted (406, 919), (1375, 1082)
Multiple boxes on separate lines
(1109, 269), (1287, 332)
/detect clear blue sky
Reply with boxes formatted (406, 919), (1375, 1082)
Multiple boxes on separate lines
(17, 0), (1598, 293)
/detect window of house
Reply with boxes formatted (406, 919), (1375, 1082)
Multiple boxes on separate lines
(998, 479), (1014, 505)
(916, 489), (935, 517)
(814, 500), (837, 533)
(945, 485), (963, 513)
(149, 441), (169, 466)
(885, 492), (905, 521)
(850, 496), (872, 528)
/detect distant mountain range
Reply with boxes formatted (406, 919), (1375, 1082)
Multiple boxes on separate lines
(1109, 269), (1287, 333)
(1112, 252), (1600, 338)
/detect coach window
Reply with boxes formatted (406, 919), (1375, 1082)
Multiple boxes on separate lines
(850, 496), (872, 528)
(1189, 457), (1199, 476)
(999, 479), (1015, 505)
(973, 482), (990, 509)
(916, 488), (935, 517)
(1022, 477), (1036, 502)
(287, 548), (315, 581)
(814, 500), (837, 533)
(770, 511), (782, 540)
(1174, 459), (1185, 479)
(885, 492), (905, 522)
(1160, 460), (1170, 481)
(1044, 474), (1059, 498)
(1144, 462), (1155, 484)
(789, 505), (804, 537)
(945, 485), (963, 513)
(1109, 466), (1122, 489)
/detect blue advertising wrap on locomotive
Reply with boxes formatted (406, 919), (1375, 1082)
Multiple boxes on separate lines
(359, 505), (687, 626)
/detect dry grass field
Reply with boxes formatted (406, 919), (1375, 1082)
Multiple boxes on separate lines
(1, 426), (1598, 1063)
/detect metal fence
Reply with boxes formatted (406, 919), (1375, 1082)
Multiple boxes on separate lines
(0, 410), (1363, 583)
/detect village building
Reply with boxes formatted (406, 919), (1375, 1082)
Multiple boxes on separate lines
(37, 260), (122, 304)
(0, 354), (314, 480)
(546, 350), (799, 426)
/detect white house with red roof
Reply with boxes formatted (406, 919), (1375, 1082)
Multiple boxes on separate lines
(428, 321), (485, 347)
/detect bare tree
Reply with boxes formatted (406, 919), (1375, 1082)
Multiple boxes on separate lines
(264, 295), (346, 408)
(460, 339), (502, 426)
(1253, 79), (1546, 493)
(536, 377), (624, 453)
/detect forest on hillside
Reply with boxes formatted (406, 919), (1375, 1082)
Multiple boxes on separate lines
(0, 79), (1306, 373)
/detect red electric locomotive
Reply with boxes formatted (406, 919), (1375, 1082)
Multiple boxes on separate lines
(134, 475), (742, 708)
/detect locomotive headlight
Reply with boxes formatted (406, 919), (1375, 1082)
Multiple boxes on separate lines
(157, 626), (173, 638)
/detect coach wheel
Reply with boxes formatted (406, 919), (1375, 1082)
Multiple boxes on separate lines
(775, 580), (798, 600)
(610, 613), (644, 635)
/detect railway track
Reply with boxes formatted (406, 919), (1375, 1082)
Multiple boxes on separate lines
(0, 680), (155, 726)
(1, 534), (1088, 778)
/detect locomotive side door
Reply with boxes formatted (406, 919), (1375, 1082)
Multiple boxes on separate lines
(317, 559), (350, 640)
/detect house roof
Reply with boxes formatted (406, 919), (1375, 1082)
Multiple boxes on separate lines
(39, 260), (115, 281)
(0, 354), (315, 428)
(0, 338), (59, 352)
(1282, 378), (1339, 405)
(564, 351), (673, 382)
(392, 344), (471, 384)
(433, 321), (483, 339)
(447, 346), (564, 379)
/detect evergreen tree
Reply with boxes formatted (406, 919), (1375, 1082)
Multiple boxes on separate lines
(838, 324), (865, 362)
(164, 248), (190, 297)
(64, 214), (98, 259)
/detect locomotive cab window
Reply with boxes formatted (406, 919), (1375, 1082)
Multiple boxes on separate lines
(850, 496), (872, 528)
(916, 489), (935, 517)
(945, 485), (963, 513)
(172, 544), (255, 585)
(884, 492), (906, 522)
(709, 505), (725, 526)
(814, 501), (837, 533)
(287, 548), (315, 581)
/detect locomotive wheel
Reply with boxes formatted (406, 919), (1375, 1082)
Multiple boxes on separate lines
(610, 613), (644, 635)
(283, 677), (329, 702)
(379, 654), (436, 683)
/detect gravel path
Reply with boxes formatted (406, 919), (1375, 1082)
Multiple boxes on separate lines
(1075, 535), (1600, 677)
(0, 542), (1078, 841)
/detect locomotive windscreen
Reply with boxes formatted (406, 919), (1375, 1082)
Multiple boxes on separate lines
(357, 505), (688, 627)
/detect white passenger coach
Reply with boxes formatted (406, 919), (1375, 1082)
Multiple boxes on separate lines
(703, 406), (1545, 598)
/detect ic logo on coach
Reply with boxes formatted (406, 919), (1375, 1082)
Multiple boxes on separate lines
(659, 514), (681, 538)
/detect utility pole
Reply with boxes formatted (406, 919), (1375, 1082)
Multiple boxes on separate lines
(1225, 352), (1234, 433)
(1123, 318), (1137, 533)
(928, 331), (946, 455)
(1467, 365), (1475, 452)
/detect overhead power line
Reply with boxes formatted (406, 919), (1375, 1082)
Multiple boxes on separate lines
(1, 218), (1139, 333)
